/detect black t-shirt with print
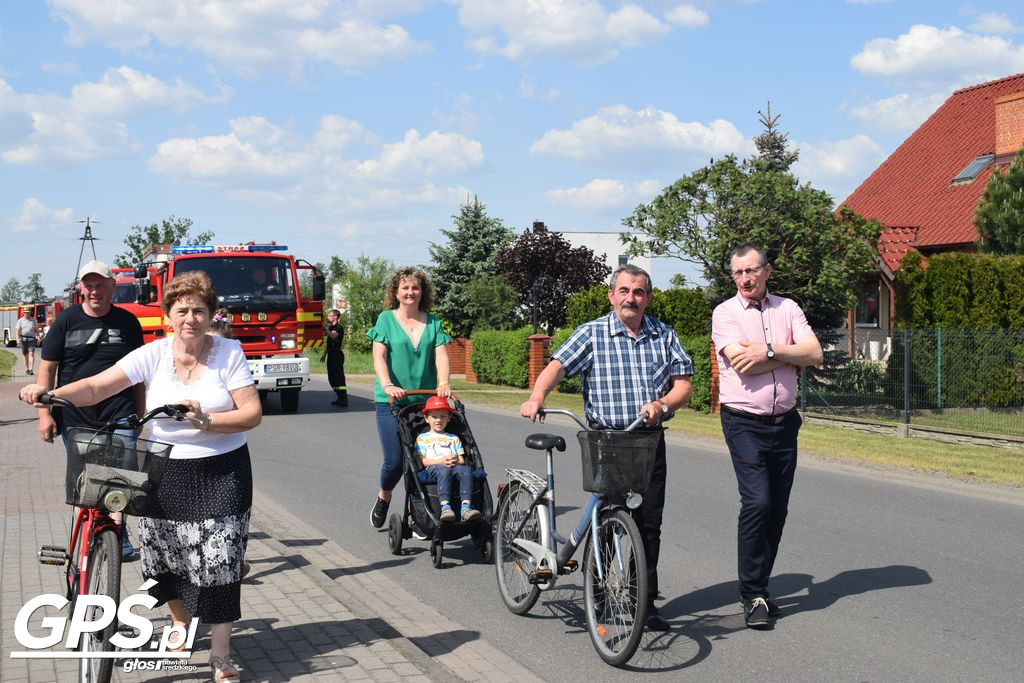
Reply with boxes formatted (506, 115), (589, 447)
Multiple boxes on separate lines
(41, 304), (145, 430)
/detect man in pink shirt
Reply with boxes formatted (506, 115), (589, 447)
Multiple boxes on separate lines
(711, 244), (822, 629)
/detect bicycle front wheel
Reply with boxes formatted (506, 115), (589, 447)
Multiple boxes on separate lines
(80, 528), (121, 683)
(494, 481), (542, 614)
(582, 508), (648, 667)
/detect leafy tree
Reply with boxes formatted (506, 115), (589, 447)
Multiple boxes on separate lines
(339, 254), (393, 352)
(298, 261), (326, 300)
(498, 222), (611, 333)
(976, 146), (1024, 254)
(621, 110), (881, 333)
(114, 216), (214, 267)
(429, 196), (515, 337)
(327, 256), (347, 284)
(1, 276), (22, 303)
(565, 284), (612, 328)
(22, 273), (45, 301)
(463, 274), (522, 330)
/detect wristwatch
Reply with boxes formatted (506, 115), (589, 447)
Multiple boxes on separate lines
(766, 343), (776, 360)
(657, 401), (669, 414)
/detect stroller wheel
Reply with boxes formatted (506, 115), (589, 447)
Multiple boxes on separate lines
(430, 540), (443, 568)
(479, 537), (493, 564)
(387, 514), (403, 555)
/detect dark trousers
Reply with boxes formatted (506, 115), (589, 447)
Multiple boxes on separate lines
(631, 431), (667, 607)
(721, 408), (800, 600)
(326, 349), (347, 400)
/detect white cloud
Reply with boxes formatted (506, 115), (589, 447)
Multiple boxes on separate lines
(970, 12), (1021, 35)
(530, 104), (752, 168)
(793, 134), (883, 187)
(851, 24), (1024, 79)
(665, 4), (709, 28)
(147, 116), (487, 213)
(519, 76), (559, 100)
(547, 178), (663, 209)
(11, 198), (75, 233)
(48, 0), (431, 75)
(0, 69), (224, 166)
(453, 0), (670, 65)
(850, 91), (948, 132)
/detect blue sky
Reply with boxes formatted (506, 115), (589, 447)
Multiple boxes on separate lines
(3, 0), (1024, 295)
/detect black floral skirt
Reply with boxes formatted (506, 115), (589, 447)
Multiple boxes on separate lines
(138, 444), (252, 624)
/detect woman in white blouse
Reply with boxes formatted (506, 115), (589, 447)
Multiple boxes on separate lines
(21, 271), (259, 683)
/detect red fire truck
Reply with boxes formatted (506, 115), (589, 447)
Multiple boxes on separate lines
(127, 243), (325, 412)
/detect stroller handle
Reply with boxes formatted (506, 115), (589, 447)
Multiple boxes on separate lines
(387, 388), (460, 404)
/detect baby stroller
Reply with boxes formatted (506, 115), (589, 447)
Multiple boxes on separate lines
(386, 390), (494, 568)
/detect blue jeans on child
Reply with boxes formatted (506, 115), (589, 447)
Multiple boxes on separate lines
(426, 464), (474, 503)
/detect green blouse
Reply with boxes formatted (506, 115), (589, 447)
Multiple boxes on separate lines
(366, 310), (451, 404)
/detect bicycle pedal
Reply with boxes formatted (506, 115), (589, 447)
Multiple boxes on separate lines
(529, 568), (554, 584)
(38, 547), (69, 565)
(561, 559), (579, 573)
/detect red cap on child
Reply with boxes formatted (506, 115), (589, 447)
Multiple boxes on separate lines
(422, 396), (455, 413)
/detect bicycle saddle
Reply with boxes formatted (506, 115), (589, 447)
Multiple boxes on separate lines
(525, 434), (566, 451)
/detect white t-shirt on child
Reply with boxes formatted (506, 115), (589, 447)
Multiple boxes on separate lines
(117, 336), (254, 459)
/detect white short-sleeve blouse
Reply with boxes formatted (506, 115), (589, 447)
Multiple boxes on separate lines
(117, 336), (254, 459)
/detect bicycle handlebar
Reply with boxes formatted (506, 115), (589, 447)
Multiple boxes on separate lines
(39, 394), (190, 430)
(539, 408), (648, 432)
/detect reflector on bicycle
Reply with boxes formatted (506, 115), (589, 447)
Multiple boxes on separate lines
(577, 429), (661, 494)
(64, 428), (173, 515)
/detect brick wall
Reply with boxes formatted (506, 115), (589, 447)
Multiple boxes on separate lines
(709, 340), (720, 415)
(447, 338), (470, 374)
(995, 91), (1024, 157)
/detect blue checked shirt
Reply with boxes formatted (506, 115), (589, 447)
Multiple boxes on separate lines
(553, 312), (694, 429)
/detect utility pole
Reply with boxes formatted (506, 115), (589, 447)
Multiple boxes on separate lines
(74, 217), (100, 283)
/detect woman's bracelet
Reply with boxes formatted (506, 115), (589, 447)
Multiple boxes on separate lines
(437, 381), (449, 386)
(383, 382), (395, 390)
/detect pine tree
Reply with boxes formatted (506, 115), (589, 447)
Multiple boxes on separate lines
(750, 101), (799, 173)
(976, 147), (1024, 254)
(429, 196), (515, 337)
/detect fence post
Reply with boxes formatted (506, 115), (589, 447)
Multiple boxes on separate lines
(527, 334), (551, 389)
(903, 328), (911, 425)
(800, 367), (807, 411)
(936, 327), (942, 409)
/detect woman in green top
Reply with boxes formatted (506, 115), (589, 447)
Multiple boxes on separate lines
(367, 266), (452, 528)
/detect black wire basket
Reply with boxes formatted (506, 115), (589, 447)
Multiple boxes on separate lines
(64, 428), (174, 515)
(577, 429), (661, 494)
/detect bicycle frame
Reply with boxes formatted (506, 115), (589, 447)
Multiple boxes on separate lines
(65, 507), (120, 603)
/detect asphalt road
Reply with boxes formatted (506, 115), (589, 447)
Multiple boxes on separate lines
(249, 379), (1024, 682)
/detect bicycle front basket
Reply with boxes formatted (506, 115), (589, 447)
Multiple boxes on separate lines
(64, 428), (173, 515)
(577, 429), (662, 494)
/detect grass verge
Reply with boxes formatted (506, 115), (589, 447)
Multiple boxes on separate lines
(0, 348), (17, 380)
(344, 376), (1024, 488)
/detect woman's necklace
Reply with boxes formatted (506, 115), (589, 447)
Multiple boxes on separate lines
(177, 337), (207, 380)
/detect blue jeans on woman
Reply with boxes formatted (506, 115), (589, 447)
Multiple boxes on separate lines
(375, 403), (404, 492)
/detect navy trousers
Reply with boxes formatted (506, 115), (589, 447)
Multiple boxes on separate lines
(720, 408), (800, 600)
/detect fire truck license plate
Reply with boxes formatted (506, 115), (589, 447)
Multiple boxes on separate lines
(266, 363), (300, 374)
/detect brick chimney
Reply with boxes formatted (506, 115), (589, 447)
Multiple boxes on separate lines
(995, 91), (1024, 157)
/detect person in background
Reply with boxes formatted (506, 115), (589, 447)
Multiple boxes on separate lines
(17, 308), (38, 375)
(22, 270), (261, 683)
(367, 267), (451, 529)
(711, 243), (822, 629)
(325, 308), (348, 407)
(520, 264), (694, 632)
(209, 308), (233, 338)
(37, 260), (145, 559)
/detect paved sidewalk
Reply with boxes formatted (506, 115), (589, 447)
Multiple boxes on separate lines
(0, 375), (541, 682)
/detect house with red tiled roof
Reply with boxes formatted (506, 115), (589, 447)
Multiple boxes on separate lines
(839, 72), (1024, 358)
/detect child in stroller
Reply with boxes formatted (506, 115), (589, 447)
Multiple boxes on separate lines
(417, 396), (481, 523)
(386, 390), (493, 568)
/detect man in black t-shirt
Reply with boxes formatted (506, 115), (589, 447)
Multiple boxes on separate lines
(37, 260), (145, 557)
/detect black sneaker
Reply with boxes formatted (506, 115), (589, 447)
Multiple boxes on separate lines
(370, 497), (389, 528)
(765, 597), (781, 618)
(743, 597), (771, 629)
(645, 608), (671, 632)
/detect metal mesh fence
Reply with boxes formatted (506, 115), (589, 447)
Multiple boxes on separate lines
(801, 329), (1024, 438)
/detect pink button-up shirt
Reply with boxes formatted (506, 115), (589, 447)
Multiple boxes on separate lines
(712, 291), (815, 415)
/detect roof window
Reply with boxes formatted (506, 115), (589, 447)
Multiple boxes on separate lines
(952, 154), (994, 184)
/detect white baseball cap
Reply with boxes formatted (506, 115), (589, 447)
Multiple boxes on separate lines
(78, 260), (114, 280)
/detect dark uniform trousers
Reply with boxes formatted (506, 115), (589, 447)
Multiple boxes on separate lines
(720, 407), (801, 600)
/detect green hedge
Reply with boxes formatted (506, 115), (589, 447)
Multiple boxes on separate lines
(469, 327), (532, 388)
(681, 334), (711, 413)
(565, 285), (712, 338)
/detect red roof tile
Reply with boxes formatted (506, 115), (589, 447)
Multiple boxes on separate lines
(842, 72), (1024, 262)
(877, 226), (918, 275)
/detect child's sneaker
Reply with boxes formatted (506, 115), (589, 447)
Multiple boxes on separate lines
(461, 503), (481, 522)
(440, 503), (456, 522)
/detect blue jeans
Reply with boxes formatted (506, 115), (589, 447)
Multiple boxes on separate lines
(375, 403), (403, 492)
(426, 464), (474, 503)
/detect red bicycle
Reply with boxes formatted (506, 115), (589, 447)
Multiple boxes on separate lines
(36, 395), (186, 683)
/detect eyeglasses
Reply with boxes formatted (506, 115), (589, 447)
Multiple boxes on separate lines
(731, 265), (766, 279)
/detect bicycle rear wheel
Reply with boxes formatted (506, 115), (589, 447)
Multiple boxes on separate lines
(494, 481), (542, 614)
(582, 508), (648, 667)
(80, 528), (120, 683)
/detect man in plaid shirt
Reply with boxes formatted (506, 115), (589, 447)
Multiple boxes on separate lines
(521, 264), (694, 632)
